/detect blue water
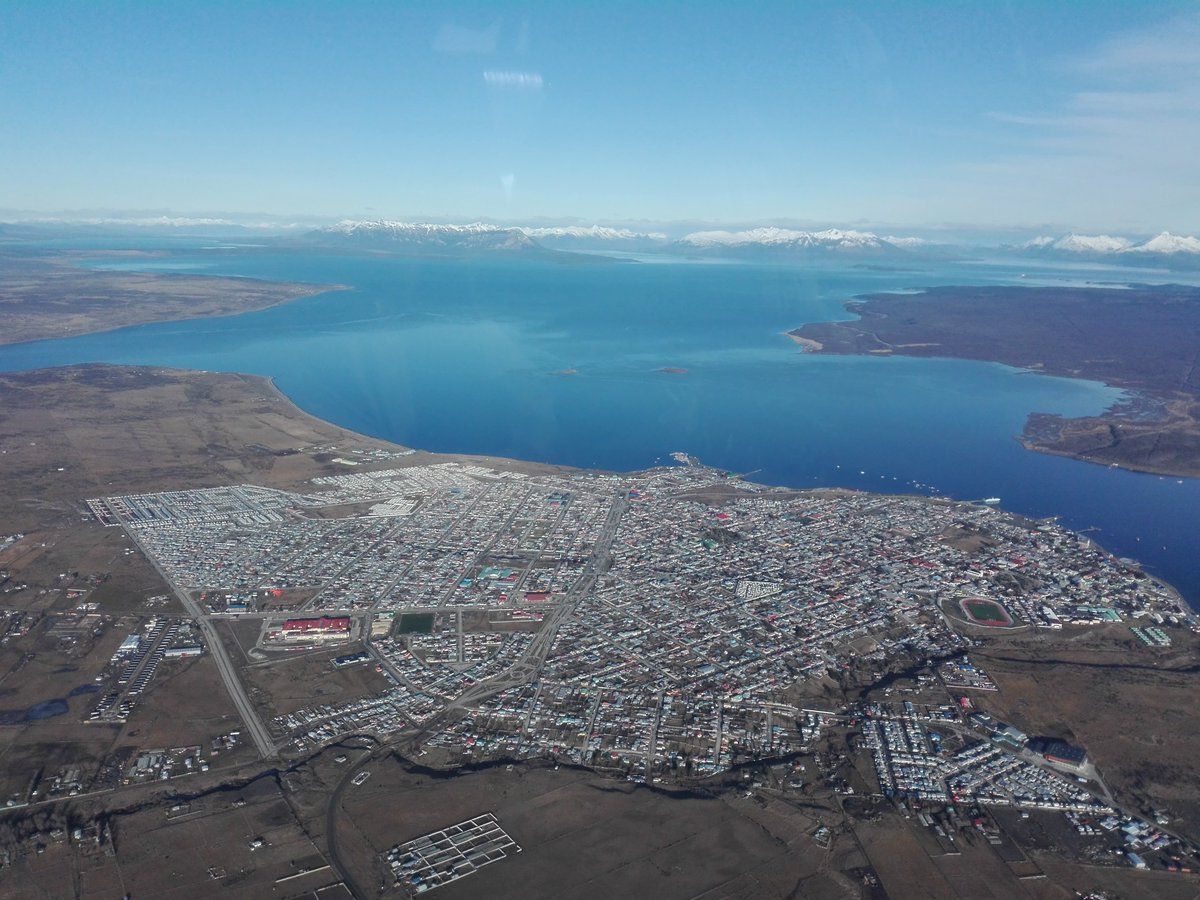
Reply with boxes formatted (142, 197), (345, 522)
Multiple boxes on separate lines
(2, 248), (1198, 605)
(23, 699), (69, 721)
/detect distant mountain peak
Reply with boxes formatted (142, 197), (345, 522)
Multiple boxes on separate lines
(677, 227), (911, 255)
(518, 224), (667, 241)
(1021, 233), (1132, 253)
(1009, 229), (1200, 269)
(309, 219), (538, 252)
(323, 218), (520, 238)
(1125, 231), (1200, 254)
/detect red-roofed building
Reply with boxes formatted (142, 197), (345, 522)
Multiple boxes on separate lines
(282, 619), (350, 633)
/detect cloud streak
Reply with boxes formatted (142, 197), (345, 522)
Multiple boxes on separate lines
(483, 70), (543, 90)
(967, 11), (1200, 230)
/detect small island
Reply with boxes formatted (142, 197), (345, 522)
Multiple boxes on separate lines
(790, 284), (1200, 478)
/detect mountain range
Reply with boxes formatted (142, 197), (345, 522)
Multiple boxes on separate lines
(1014, 231), (1200, 258)
(303, 220), (540, 253)
(298, 220), (940, 259)
(674, 227), (915, 257)
(15, 215), (1196, 267)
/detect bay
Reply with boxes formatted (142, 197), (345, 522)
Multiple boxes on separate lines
(2, 247), (1197, 605)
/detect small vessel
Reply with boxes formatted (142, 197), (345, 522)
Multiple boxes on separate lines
(982, 497), (1001, 504)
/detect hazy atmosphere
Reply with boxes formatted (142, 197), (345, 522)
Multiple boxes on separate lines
(3, 5), (1200, 898)
(3, 1), (1199, 231)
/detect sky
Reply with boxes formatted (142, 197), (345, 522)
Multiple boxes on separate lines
(1, 1), (1198, 232)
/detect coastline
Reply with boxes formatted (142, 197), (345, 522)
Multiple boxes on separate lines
(783, 331), (823, 351)
(4, 359), (1191, 620)
(0, 253), (351, 347)
(239, 367), (1195, 614)
(254, 371), (588, 480)
(787, 284), (1200, 480)
(4, 360), (1200, 897)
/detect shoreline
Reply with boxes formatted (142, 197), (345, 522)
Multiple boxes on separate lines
(255, 371), (588, 480)
(0, 281), (352, 348)
(783, 331), (823, 351)
(787, 284), (1200, 481)
(3, 360), (1200, 898)
(248, 365), (1192, 613)
(0, 253), (352, 347)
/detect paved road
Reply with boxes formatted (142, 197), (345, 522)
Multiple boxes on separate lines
(448, 495), (628, 710)
(118, 520), (277, 759)
(324, 738), (382, 900)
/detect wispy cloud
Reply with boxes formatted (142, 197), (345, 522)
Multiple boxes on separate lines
(483, 70), (543, 90)
(970, 11), (1200, 230)
(1068, 12), (1200, 76)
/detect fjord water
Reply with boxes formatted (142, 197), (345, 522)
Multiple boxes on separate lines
(2, 249), (1198, 605)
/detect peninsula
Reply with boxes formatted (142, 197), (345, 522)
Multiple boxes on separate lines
(0, 253), (343, 345)
(790, 284), (1200, 478)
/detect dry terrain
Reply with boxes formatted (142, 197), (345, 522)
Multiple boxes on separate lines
(326, 754), (856, 899)
(968, 627), (1200, 842)
(0, 252), (343, 345)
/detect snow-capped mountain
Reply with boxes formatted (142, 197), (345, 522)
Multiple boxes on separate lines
(1012, 230), (1200, 267)
(680, 227), (885, 249)
(675, 227), (911, 257)
(308, 219), (538, 252)
(518, 225), (667, 242)
(880, 235), (936, 250)
(1021, 233), (1133, 253)
(1124, 231), (1200, 254)
(516, 224), (669, 251)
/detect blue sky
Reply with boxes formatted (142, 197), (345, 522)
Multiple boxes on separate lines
(2, 1), (1198, 231)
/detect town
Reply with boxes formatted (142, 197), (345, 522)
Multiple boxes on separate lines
(67, 458), (1200, 885)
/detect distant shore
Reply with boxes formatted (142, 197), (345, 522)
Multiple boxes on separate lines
(788, 284), (1200, 480)
(0, 253), (347, 346)
(784, 332), (823, 352)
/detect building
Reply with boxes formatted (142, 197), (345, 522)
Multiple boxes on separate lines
(117, 634), (141, 656)
(164, 645), (203, 658)
(1030, 737), (1087, 769)
(371, 611), (394, 637)
(283, 616), (350, 634)
(276, 615), (352, 644)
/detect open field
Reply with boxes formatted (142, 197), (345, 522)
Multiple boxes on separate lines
(328, 756), (853, 899)
(238, 643), (392, 720)
(970, 628), (1200, 842)
(4, 773), (338, 899)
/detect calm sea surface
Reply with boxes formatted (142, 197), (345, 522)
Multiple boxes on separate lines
(2, 245), (1198, 605)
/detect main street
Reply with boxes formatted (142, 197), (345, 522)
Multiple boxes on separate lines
(116, 517), (277, 759)
(447, 494), (627, 710)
